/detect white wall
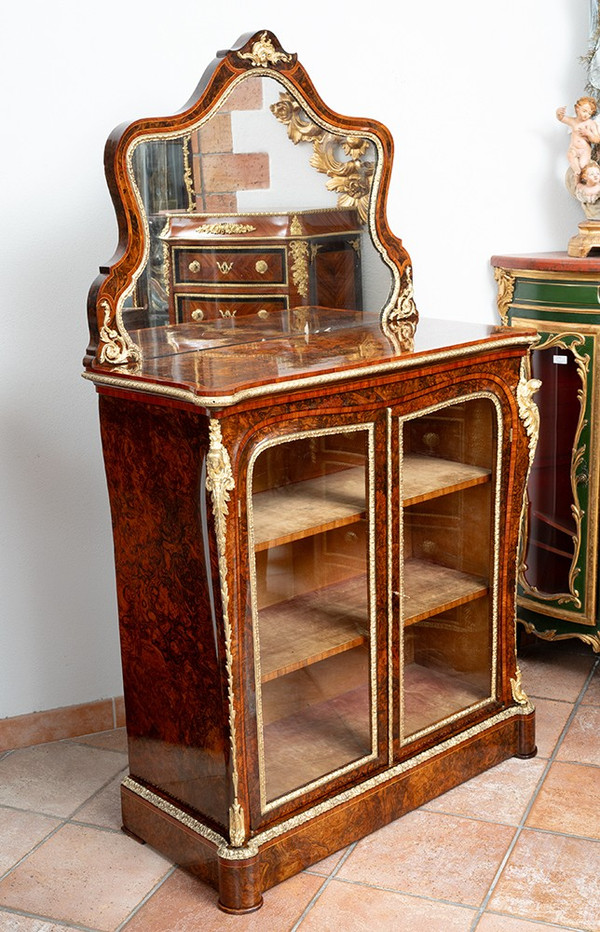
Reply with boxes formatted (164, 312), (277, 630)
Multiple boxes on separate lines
(0, 0), (590, 719)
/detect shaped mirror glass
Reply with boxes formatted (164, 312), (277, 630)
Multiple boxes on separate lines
(126, 75), (392, 334)
(86, 31), (416, 370)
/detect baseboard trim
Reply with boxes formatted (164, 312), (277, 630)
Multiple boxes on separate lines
(0, 696), (126, 752)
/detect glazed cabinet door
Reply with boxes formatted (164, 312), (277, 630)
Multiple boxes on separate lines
(396, 396), (499, 743)
(245, 419), (386, 815)
(517, 330), (598, 627)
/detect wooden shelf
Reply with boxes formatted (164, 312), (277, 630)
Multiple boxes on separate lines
(253, 467), (366, 551)
(403, 559), (488, 626)
(262, 651), (371, 801)
(531, 509), (575, 538)
(403, 454), (490, 506)
(403, 662), (490, 737)
(253, 456), (490, 552)
(257, 575), (368, 682)
(528, 538), (574, 560)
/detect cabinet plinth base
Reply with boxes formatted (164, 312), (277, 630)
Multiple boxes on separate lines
(515, 704), (537, 758)
(217, 899), (264, 915)
(120, 707), (534, 912)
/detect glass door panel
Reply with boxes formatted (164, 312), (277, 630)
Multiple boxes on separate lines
(522, 344), (580, 595)
(400, 398), (497, 740)
(249, 428), (375, 806)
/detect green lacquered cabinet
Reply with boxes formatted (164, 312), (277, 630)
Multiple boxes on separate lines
(492, 252), (600, 651)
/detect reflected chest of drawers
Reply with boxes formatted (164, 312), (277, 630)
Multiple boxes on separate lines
(161, 209), (362, 326)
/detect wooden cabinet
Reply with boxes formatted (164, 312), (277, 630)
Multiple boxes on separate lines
(96, 329), (537, 911)
(162, 209), (362, 325)
(85, 30), (539, 913)
(492, 252), (600, 652)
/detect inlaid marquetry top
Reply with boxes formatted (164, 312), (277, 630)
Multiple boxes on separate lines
(84, 314), (536, 409)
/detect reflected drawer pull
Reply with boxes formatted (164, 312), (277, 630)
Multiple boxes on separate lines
(217, 261), (234, 274)
(422, 431), (439, 452)
(191, 308), (204, 321)
(257, 309), (269, 319)
(188, 260), (201, 273)
(255, 260), (269, 274)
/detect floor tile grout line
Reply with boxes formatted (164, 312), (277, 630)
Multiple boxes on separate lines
(468, 655), (600, 931)
(290, 843), (358, 931)
(304, 871), (481, 913)
(66, 740), (128, 757)
(0, 762), (129, 884)
(0, 903), (102, 931)
(0, 815), (70, 885)
(477, 908), (588, 931)
(114, 864), (178, 931)
(65, 764), (129, 823)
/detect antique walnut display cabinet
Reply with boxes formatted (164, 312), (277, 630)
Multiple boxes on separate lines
(84, 31), (539, 913)
(492, 253), (600, 651)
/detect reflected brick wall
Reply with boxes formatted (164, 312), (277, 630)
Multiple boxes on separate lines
(191, 80), (270, 212)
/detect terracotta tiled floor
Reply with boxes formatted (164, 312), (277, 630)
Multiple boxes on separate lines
(1, 640), (599, 931)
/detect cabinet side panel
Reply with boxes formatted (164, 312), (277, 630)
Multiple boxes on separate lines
(99, 395), (229, 828)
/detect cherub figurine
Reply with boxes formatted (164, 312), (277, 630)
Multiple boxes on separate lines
(556, 96), (600, 178)
(575, 160), (600, 204)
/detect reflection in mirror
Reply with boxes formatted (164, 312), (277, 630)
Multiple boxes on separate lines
(126, 74), (393, 338)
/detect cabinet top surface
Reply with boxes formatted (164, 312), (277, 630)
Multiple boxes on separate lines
(491, 251), (600, 273)
(86, 313), (536, 407)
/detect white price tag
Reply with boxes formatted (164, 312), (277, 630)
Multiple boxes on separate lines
(552, 354), (568, 365)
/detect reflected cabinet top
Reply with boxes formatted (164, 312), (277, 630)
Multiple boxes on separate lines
(84, 30), (528, 407)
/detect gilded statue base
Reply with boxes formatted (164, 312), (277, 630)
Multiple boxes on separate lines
(568, 220), (600, 257)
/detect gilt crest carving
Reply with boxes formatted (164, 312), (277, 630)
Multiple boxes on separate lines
(238, 32), (292, 68)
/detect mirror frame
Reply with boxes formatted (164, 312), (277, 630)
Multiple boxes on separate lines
(84, 29), (417, 370)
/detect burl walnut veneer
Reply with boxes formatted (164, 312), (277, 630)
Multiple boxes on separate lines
(84, 30), (538, 913)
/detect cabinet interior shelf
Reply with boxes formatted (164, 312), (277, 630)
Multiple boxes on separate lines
(403, 559), (488, 626)
(257, 560), (488, 682)
(530, 509), (575, 538)
(257, 575), (368, 683)
(402, 454), (490, 506)
(253, 456), (491, 551)
(253, 467), (366, 551)
(527, 539), (574, 560)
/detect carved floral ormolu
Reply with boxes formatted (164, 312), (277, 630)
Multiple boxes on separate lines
(270, 91), (375, 224)
(493, 267), (515, 327)
(98, 300), (142, 367)
(206, 419), (246, 848)
(516, 358), (541, 469)
(382, 266), (418, 353)
(510, 666), (530, 706)
(199, 223), (257, 235)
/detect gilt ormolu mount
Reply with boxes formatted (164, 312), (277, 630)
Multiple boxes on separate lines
(85, 30), (538, 913)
